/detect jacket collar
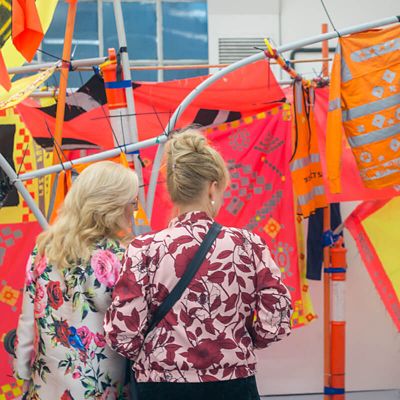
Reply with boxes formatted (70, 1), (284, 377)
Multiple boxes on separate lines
(168, 211), (213, 228)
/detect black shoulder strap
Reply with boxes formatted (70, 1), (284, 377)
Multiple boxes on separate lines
(144, 221), (222, 337)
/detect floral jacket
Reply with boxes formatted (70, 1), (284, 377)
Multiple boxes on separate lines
(14, 240), (127, 400)
(104, 211), (292, 383)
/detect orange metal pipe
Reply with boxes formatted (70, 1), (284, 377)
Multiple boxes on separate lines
(321, 22), (332, 400)
(330, 239), (347, 400)
(52, 0), (78, 164)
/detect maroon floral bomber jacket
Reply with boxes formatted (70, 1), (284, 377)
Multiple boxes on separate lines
(104, 211), (292, 383)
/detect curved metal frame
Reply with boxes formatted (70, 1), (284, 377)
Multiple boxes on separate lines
(0, 16), (398, 229)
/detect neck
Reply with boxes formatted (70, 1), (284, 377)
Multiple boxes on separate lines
(177, 203), (213, 218)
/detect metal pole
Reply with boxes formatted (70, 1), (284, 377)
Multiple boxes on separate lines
(112, 0), (146, 207)
(145, 15), (400, 221)
(19, 135), (167, 182)
(7, 57), (107, 75)
(155, 0), (164, 82)
(52, 0), (78, 165)
(321, 22), (332, 400)
(0, 153), (49, 229)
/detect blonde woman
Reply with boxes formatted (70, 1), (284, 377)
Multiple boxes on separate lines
(104, 130), (292, 400)
(14, 161), (138, 400)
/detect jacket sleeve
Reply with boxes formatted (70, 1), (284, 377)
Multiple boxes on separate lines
(250, 237), (292, 349)
(103, 239), (150, 361)
(14, 255), (36, 380)
(326, 42), (344, 194)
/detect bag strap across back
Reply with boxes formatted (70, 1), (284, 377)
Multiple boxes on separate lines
(144, 221), (222, 337)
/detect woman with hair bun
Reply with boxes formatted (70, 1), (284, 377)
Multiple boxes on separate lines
(14, 161), (139, 400)
(105, 129), (292, 400)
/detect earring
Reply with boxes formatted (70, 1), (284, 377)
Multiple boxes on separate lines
(211, 200), (215, 206)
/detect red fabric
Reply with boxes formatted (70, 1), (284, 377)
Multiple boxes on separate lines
(17, 60), (284, 148)
(12, 0), (44, 62)
(0, 222), (42, 390)
(16, 103), (116, 150)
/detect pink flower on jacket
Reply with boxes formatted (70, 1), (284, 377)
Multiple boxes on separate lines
(25, 257), (34, 286)
(94, 332), (106, 348)
(34, 284), (47, 318)
(34, 255), (47, 277)
(77, 326), (94, 348)
(91, 250), (121, 287)
(185, 339), (224, 369)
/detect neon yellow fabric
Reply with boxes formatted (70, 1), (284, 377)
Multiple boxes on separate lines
(0, 107), (53, 224)
(362, 198), (400, 301)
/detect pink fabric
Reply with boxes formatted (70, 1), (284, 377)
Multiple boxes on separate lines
(104, 211), (292, 383)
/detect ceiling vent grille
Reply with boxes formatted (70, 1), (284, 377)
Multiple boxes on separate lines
(218, 37), (265, 64)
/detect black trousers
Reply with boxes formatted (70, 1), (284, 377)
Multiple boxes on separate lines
(136, 375), (260, 400)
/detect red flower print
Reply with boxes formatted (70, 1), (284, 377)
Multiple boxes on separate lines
(47, 281), (64, 310)
(185, 339), (224, 369)
(94, 332), (106, 348)
(60, 390), (74, 400)
(54, 319), (70, 347)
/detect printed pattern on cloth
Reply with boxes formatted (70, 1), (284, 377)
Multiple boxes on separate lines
(104, 211), (292, 383)
(327, 24), (400, 192)
(14, 240), (128, 400)
(146, 106), (304, 327)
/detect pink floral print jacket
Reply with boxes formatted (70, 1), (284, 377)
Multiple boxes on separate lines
(104, 211), (292, 383)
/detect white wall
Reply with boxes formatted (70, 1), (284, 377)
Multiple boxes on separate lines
(256, 203), (400, 396)
(207, 0), (400, 395)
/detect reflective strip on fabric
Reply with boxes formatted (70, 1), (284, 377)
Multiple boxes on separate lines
(294, 80), (303, 113)
(348, 123), (400, 147)
(290, 153), (321, 172)
(350, 38), (400, 62)
(298, 185), (325, 206)
(329, 98), (341, 112)
(341, 53), (353, 83)
(342, 93), (400, 122)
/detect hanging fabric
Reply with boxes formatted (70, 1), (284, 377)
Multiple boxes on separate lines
(326, 24), (400, 192)
(12, 0), (44, 62)
(290, 81), (327, 217)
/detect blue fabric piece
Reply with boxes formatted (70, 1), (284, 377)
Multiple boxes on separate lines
(306, 203), (342, 281)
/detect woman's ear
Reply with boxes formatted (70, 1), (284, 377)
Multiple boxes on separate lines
(208, 181), (219, 201)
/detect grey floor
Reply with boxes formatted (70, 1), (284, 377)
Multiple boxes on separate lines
(262, 390), (400, 399)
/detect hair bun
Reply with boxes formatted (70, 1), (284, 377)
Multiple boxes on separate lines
(171, 129), (207, 154)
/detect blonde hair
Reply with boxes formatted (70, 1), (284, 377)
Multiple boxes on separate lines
(166, 128), (229, 204)
(37, 161), (138, 268)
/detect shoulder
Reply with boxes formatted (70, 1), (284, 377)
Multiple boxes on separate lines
(222, 225), (266, 246)
(94, 239), (125, 259)
(222, 226), (269, 260)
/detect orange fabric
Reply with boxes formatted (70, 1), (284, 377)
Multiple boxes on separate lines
(290, 82), (327, 217)
(0, 51), (11, 90)
(49, 153), (129, 223)
(327, 25), (400, 192)
(12, 0), (44, 62)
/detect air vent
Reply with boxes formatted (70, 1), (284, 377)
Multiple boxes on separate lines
(218, 38), (265, 64)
